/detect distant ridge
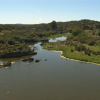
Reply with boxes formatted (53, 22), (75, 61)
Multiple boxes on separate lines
(0, 19), (100, 25)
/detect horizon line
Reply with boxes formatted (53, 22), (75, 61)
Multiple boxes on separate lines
(0, 19), (100, 25)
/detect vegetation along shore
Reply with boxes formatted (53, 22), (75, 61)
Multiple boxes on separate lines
(1, 19), (100, 65)
(42, 20), (100, 64)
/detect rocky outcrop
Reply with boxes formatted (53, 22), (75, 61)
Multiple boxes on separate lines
(0, 61), (11, 68)
(35, 59), (40, 63)
(21, 58), (34, 62)
(0, 51), (37, 58)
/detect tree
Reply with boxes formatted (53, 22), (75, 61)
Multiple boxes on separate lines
(68, 28), (73, 33)
(72, 27), (82, 36)
(96, 23), (100, 29)
(50, 21), (57, 30)
(98, 32), (100, 36)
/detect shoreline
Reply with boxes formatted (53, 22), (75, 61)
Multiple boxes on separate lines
(47, 50), (100, 66)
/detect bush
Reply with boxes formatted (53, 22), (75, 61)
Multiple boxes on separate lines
(71, 49), (74, 52)
(75, 44), (86, 51)
(98, 32), (100, 36)
(88, 41), (96, 46)
(68, 28), (73, 33)
(8, 40), (15, 45)
(72, 27), (82, 36)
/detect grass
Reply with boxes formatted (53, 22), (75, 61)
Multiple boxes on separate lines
(43, 42), (100, 64)
(49, 34), (62, 38)
(86, 45), (100, 51)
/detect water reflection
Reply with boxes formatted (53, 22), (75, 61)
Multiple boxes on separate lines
(49, 36), (67, 42)
(34, 42), (42, 50)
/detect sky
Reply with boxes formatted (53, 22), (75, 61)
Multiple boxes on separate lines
(0, 0), (100, 24)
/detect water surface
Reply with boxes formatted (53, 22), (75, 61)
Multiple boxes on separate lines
(49, 36), (67, 42)
(0, 37), (100, 100)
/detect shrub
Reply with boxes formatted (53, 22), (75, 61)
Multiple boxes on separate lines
(72, 27), (82, 36)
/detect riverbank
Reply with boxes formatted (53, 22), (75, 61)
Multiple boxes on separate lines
(53, 50), (100, 65)
(0, 32), (63, 58)
(42, 42), (100, 65)
(0, 43), (37, 58)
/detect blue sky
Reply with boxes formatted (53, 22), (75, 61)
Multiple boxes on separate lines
(0, 0), (100, 24)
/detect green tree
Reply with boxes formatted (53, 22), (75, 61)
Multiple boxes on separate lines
(72, 27), (82, 36)
(50, 21), (57, 30)
(96, 23), (100, 29)
(68, 28), (73, 33)
(98, 32), (100, 36)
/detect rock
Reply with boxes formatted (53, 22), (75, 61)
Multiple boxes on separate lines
(11, 62), (15, 64)
(44, 59), (47, 61)
(35, 59), (40, 63)
(4, 61), (11, 67)
(26, 63), (29, 65)
(28, 58), (34, 62)
(0, 65), (2, 68)
(0, 61), (11, 67)
(21, 58), (34, 62)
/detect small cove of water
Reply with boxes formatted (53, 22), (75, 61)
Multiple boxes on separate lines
(49, 36), (67, 42)
(0, 36), (100, 100)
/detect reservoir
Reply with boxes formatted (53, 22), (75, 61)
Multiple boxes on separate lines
(0, 37), (100, 100)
